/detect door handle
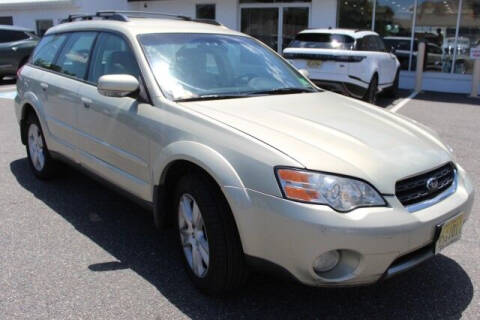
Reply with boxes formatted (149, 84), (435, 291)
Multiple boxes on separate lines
(40, 82), (48, 91)
(81, 97), (92, 108)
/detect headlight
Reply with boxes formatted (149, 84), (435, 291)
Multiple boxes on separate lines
(275, 168), (386, 212)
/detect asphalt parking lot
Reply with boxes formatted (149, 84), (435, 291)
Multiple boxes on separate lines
(1, 83), (479, 319)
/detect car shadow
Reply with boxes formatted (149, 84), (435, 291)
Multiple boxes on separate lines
(10, 158), (473, 319)
(376, 89), (413, 108)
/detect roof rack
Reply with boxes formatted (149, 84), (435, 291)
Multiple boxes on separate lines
(60, 10), (222, 26)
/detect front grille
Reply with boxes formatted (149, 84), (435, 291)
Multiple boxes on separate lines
(395, 163), (455, 206)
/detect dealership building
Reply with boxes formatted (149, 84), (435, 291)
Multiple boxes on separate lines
(1, 0), (479, 94)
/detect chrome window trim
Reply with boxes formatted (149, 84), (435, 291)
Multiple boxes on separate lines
(406, 169), (458, 213)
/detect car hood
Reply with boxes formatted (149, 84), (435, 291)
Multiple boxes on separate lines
(179, 92), (452, 194)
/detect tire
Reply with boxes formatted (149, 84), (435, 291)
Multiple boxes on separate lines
(384, 69), (399, 98)
(364, 74), (378, 105)
(174, 172), (248, 295)
(25, 113), (56, 179)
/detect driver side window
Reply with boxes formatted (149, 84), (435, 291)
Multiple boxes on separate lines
(88, 32), (140, 84)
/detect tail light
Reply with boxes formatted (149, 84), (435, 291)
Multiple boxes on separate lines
(335, 55), (366, 62)
(283, 52), (366, 63)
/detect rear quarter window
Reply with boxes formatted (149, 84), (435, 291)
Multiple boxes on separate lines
(288, 33), (355, 50)
(32, 34), (67, 70)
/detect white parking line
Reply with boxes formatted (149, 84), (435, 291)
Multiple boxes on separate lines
(389, 91), (419, 113)
(0, 90), (17, 100)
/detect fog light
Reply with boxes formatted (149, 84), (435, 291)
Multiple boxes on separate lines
(313, 250), (340, 274)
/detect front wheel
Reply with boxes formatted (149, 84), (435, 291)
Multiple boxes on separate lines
(174, 172), (248, 295)
(25, 114), (56, 179)
(364, 74), (378, 105)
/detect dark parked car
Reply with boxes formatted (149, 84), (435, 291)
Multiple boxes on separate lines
(0, 25), (39, 80)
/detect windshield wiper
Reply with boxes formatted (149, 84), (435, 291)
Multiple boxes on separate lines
(175, 94), (252, 102)
(175, 88), (316, 102)
(249, 87), (316, 95)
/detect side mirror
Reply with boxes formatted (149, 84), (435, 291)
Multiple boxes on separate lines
(98, 74), (139, 98)
(390, 45), (397, 54)
(299, 69), (310, 78)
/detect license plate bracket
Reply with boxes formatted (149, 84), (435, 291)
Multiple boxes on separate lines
(434, 213), (464, 254)
(307, 60), (322, 68)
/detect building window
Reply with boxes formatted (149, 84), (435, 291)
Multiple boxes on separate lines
(375, 0), (415, 70)
(338, 0), (374, 30)
(196, 4), (216, 20)
(36, 19), (53, 37)
(0, 16), (13, 25)
(456, 0), (480, 74)
(414, 0), (459, 73)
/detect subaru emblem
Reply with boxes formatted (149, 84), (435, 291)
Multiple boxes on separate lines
(426, 177), (439, 191)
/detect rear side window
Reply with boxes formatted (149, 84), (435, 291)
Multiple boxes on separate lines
(288, 33), (355, 50)
(53, 32), (97, 79)
(88, 32), (140, 84)
(374, 36), (386, 52)
(32, 34), (67, 70)
(357, 36), (379, 51)
(0, 30), (30, 43)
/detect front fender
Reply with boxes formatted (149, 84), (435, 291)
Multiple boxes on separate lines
(151, 140), (251, 229)
(154, 140), (246, 190)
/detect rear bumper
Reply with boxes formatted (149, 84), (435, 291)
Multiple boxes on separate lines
(312, 79), (367, 99)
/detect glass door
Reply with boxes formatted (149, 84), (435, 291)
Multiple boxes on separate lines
(282, 7), (309, 50)
(240, 4), (310, 53)
(241, 8), (279, 51)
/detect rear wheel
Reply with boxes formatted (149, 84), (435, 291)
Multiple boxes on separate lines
(25, 113), (56, 179)
(364, 74), (378, 104)
(174, 172), (248, 295)
(384, 69), (399, 98)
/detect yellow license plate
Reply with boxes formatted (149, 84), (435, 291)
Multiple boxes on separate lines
(435, 213), (464, 254)
(307, 60), (322, 68)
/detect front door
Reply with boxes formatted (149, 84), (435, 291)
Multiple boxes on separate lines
(240, 3), (309, 53)
(76, 32), (151, 201)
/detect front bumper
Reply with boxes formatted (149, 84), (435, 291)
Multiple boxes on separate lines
(225, 165), (475, 287)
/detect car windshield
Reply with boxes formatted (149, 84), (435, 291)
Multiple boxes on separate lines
(288, 33), (355, 50)
(138, 33), (316, 101)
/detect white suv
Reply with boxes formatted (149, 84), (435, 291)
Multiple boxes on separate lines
(284, 29), (400, 103)
(15, 12), (474, 295)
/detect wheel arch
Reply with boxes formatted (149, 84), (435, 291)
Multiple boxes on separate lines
(152, 141), (248, 230)
(18, 92), (47, 145)
(19, 102), (38, 145)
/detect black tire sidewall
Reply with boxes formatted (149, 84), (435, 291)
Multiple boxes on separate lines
(366, 74), (378, 104)
(173, 174), (226, 293)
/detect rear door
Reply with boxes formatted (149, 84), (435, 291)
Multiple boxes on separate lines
(40, 31), (97, 152)
(76, 32), (151, 200)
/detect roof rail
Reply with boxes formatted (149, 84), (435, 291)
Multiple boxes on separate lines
(60, 12), (128, 23)
(101, 10), (223, 26)
(60, 10), (223, 26)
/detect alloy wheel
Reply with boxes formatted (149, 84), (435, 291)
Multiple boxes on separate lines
(178, 193), (210, 278)
(28, 123), (45, 171)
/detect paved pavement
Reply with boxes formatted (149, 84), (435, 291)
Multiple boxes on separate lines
(0, 87), (479, 319)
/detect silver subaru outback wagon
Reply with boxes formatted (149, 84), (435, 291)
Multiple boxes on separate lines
(15, 11), (475, 295)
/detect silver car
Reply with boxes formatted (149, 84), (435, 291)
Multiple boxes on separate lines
(15, 11), (475, 295)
